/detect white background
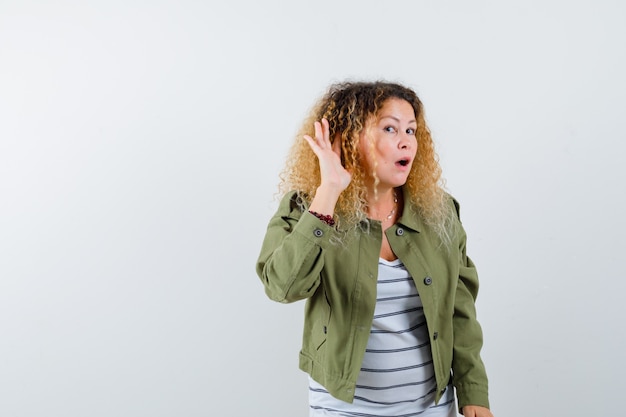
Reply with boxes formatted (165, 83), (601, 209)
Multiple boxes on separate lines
(1, 1), (624, 416)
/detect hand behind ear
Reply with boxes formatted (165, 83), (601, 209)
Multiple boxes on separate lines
(303, 118), (352, 193)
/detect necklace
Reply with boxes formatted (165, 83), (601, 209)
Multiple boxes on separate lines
(369, 190), (398, 223)
(383, 191), (398, 222)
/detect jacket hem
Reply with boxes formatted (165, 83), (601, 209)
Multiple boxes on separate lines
(299, 351), (356, 403)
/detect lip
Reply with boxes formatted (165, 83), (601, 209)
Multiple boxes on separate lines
(395, 157), (412, 169)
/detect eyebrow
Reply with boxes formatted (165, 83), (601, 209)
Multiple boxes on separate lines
(380, 115), (417, 124)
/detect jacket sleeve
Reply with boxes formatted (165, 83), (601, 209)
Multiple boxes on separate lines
(450, 199), (490, 412)
(256, 191), (334, 303)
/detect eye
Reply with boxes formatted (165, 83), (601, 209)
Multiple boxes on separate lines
(406, 127), (416, 135)
(384, 126), (397, 133)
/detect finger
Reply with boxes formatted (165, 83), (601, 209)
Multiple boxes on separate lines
(321, 118), (331, 145)
(312, 120), (326, 149)
(305, 121), (323, 149)
(303, 134), (321, 154)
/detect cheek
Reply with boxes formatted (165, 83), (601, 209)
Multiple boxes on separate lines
(376, 142), (395, 158)
(411, 138), (419, 156)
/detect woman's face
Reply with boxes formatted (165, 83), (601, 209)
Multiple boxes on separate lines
(358, 98), (418, 190)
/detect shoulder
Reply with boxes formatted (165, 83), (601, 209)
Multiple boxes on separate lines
(443, 191), (462, 220)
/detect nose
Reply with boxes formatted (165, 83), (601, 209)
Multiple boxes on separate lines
(399, 133), (412, 149)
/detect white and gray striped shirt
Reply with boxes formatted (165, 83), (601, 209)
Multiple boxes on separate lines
(309, 258), (455, 417)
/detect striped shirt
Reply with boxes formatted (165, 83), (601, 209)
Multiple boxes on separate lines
(309, 258), (455, 416)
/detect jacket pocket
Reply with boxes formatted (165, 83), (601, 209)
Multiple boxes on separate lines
(314, 286), (332, 351)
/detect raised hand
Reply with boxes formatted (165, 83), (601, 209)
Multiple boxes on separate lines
(303, 118), (352, 216)
(303, 118), (352, 192)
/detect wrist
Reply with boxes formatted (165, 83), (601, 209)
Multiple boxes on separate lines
(309, 210), (335, 226)
(315, 184), (343, 201)
(309, 185), (341, 216)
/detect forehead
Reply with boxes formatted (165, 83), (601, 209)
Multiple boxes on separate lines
(376, 98), (416, 120)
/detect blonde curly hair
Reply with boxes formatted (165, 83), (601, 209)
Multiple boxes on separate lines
(278, 80), (456, 246)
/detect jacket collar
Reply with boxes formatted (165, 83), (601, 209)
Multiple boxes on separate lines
(396, 185), (425, 233)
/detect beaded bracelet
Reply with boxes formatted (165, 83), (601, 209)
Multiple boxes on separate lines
(309, 210), (336, 226)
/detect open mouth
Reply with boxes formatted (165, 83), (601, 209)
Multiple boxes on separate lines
(397, 159), (410, 167)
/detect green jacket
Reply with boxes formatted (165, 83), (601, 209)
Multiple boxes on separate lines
(256, 190), (490, 411)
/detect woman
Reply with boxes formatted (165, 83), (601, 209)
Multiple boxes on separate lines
(256, 81), (493, 417)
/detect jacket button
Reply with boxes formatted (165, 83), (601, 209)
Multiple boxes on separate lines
(313, 229), (323, 237)
(424, 276), (432, 285)
(396, 228), (404, 236)
(433, 332), (439, 340)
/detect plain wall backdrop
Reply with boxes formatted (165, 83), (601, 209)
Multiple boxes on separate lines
(1, 1), (624, 416)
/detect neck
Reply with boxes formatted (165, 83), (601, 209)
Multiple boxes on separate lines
(367, 187), (399, 223)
